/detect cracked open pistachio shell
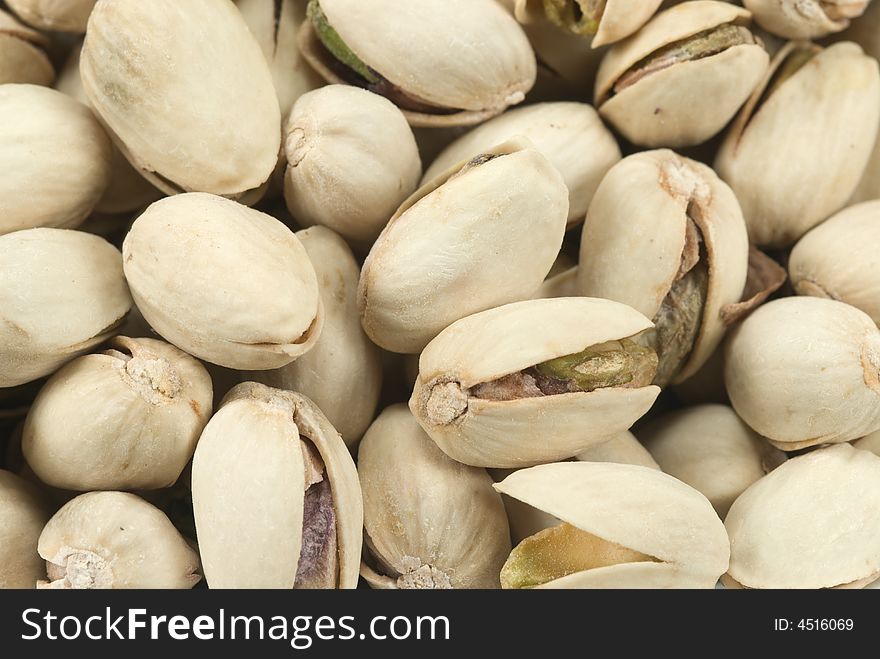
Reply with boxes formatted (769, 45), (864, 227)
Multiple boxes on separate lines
(7, 0), (96, 32)
(0, 470), (52, 588)
(744, 0), (869, 39)
(578, 150), (749, 388)
(576, 430), (660, 470)
(513, 0), (663, 47)
(298, 0), (536, 127)
(716, 41), (880, 248)
(0, 9), (53, 86)
(495, 462), (729, 588)
(81, 0), (281, 199)
(192, 382), (362, 589)
(423, 102), (621, 228)
(358, 405), (510, 589)
(122, 193), (323, 371)
(248, 227), (382, 448)
(725, 297), (880, 449)
(409, 297), (661, 468)
(22, 337), (213, 491)
(284, 85), (421, 247)
(0, 85), (111, 234)
(38, 491), (200, 589)
(1, 229), (132, 388)
(789, 201), (880, 325)
(360, 138), (568, 354)
(725, 444), (880, 589)
(595, 1), (769, 147)
(640, 404), (786, 518)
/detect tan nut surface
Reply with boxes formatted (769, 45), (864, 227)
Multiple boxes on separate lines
(0, 470), (53, 588)
(7, 0), (96, 32)
(744, 0), (869, 39)
(0, 8), (53, 86)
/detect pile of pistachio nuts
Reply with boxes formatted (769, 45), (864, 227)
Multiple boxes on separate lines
(2, 0), (880, 591)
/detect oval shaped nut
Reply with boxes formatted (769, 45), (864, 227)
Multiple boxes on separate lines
(639, 404), (786, 518)
(578, 150), (749, 387)
(716, 41), (880, 248)
(0, 470), (52, 588)
(0, 9), (53, 86)
(423, 102), (621, 228)
(299, 0), (536, 127)
(0, 229), (132, 388)
(725, 297), (880, 449)
(595, 1), (769, 148)
(409, 297), (661, 468)
(576, 430), (661, 471)
(360, 139), (568, 354)
(0, 85), (111, 234)
(192, 383), (362, 589)
(81, 0), (281, 199)
(854, 429), (880, 457)
(725, 444), (880, 589)
(358, 405), (511, 589)
(789, 201), (880, 325)
(38, 491), (200, 589)
(284, 85), (422, 247)
(7, 0), (96, 32)
(744, 0), (868, 39)
(122, 193), (323, 371)
(495, 462), (729, 588)
(22, 337), (213, 491)
(248, 227), (382, 448)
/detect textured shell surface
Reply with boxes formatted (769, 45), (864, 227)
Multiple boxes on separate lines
(0, 470), (52, 588)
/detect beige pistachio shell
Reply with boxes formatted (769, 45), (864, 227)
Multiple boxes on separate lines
(533, 266), (580, 299)
(122, 193), (323, 370)
(716, 41), (880, 248)
(578, 150), (749, 385)
(595, 1), (768, 147)
(846, 0), (880, 205)
(81, 0), (281, 199)
(300, 0), (536, 127)
(0, 8), (53, 85)
(639, 404), (785, 518)
(726, 444), (880, 589)
(0, 229), (132, 388)
(38, 491), (200, 589)
(360, 138), (568, 354)
(423, 102), (621, 227)
(725, 297), (880, 448)
(744, 0), (867, 39)
(854, 429), (880, 456)
(22, 337), (213, 491)
(496, 462), (729, 588)
(0, 470), (52, 588)
(409, 297), (660, 468)
(284, 85), (422, 246)
(789, 201), (880, 325)
(514, 0), (664, 47)
(853, 136), (880, 205)
(191, 382), (363, 589)
(0, 84), (111, 234)
(576, 431), (661, 470)
(7, 0), (96, 32)
(248, 227), (382, 448)
(359, 405), (510, 589)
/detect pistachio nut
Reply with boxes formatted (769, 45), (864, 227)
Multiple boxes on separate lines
(409, 297), (661, 468)
(0, 229), (132, 389)
(360, 138), (568, 354)
(744, 0), (869, 39)
(192, 382), (362, 589)
(6, 0), (96, 32)
(81, 0), (281, 199)
(716, 41), (880, 248)
(0, 8), (53, 86)
(423, 102), (621, 228)
(283, 85), (422, 247)
(0, 84), (111, 234)
(534, 266), (580, 300)
(854, 429), (880, 456)
(122, 193), (323, 370)
(640, 404), (786, 518)
(789, 201), (880, 325)
(576, 430), (661, 471)
(0, 470), (52, 588)
(725, 297), (880, 449)
(725, 444), (880, 589)
(38, 491), (201, 589)
(358, 405), (511, 589)
(298, 0), (537, 127)
(248, 227), (382, 448)
(578, 150), (749, 388)
(495, 462), (729, 588)
(513, 0), (663, 47)
(853, 136), (880, 205)
(22, 337), (213, 491)
(595, 1), (769, 147)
